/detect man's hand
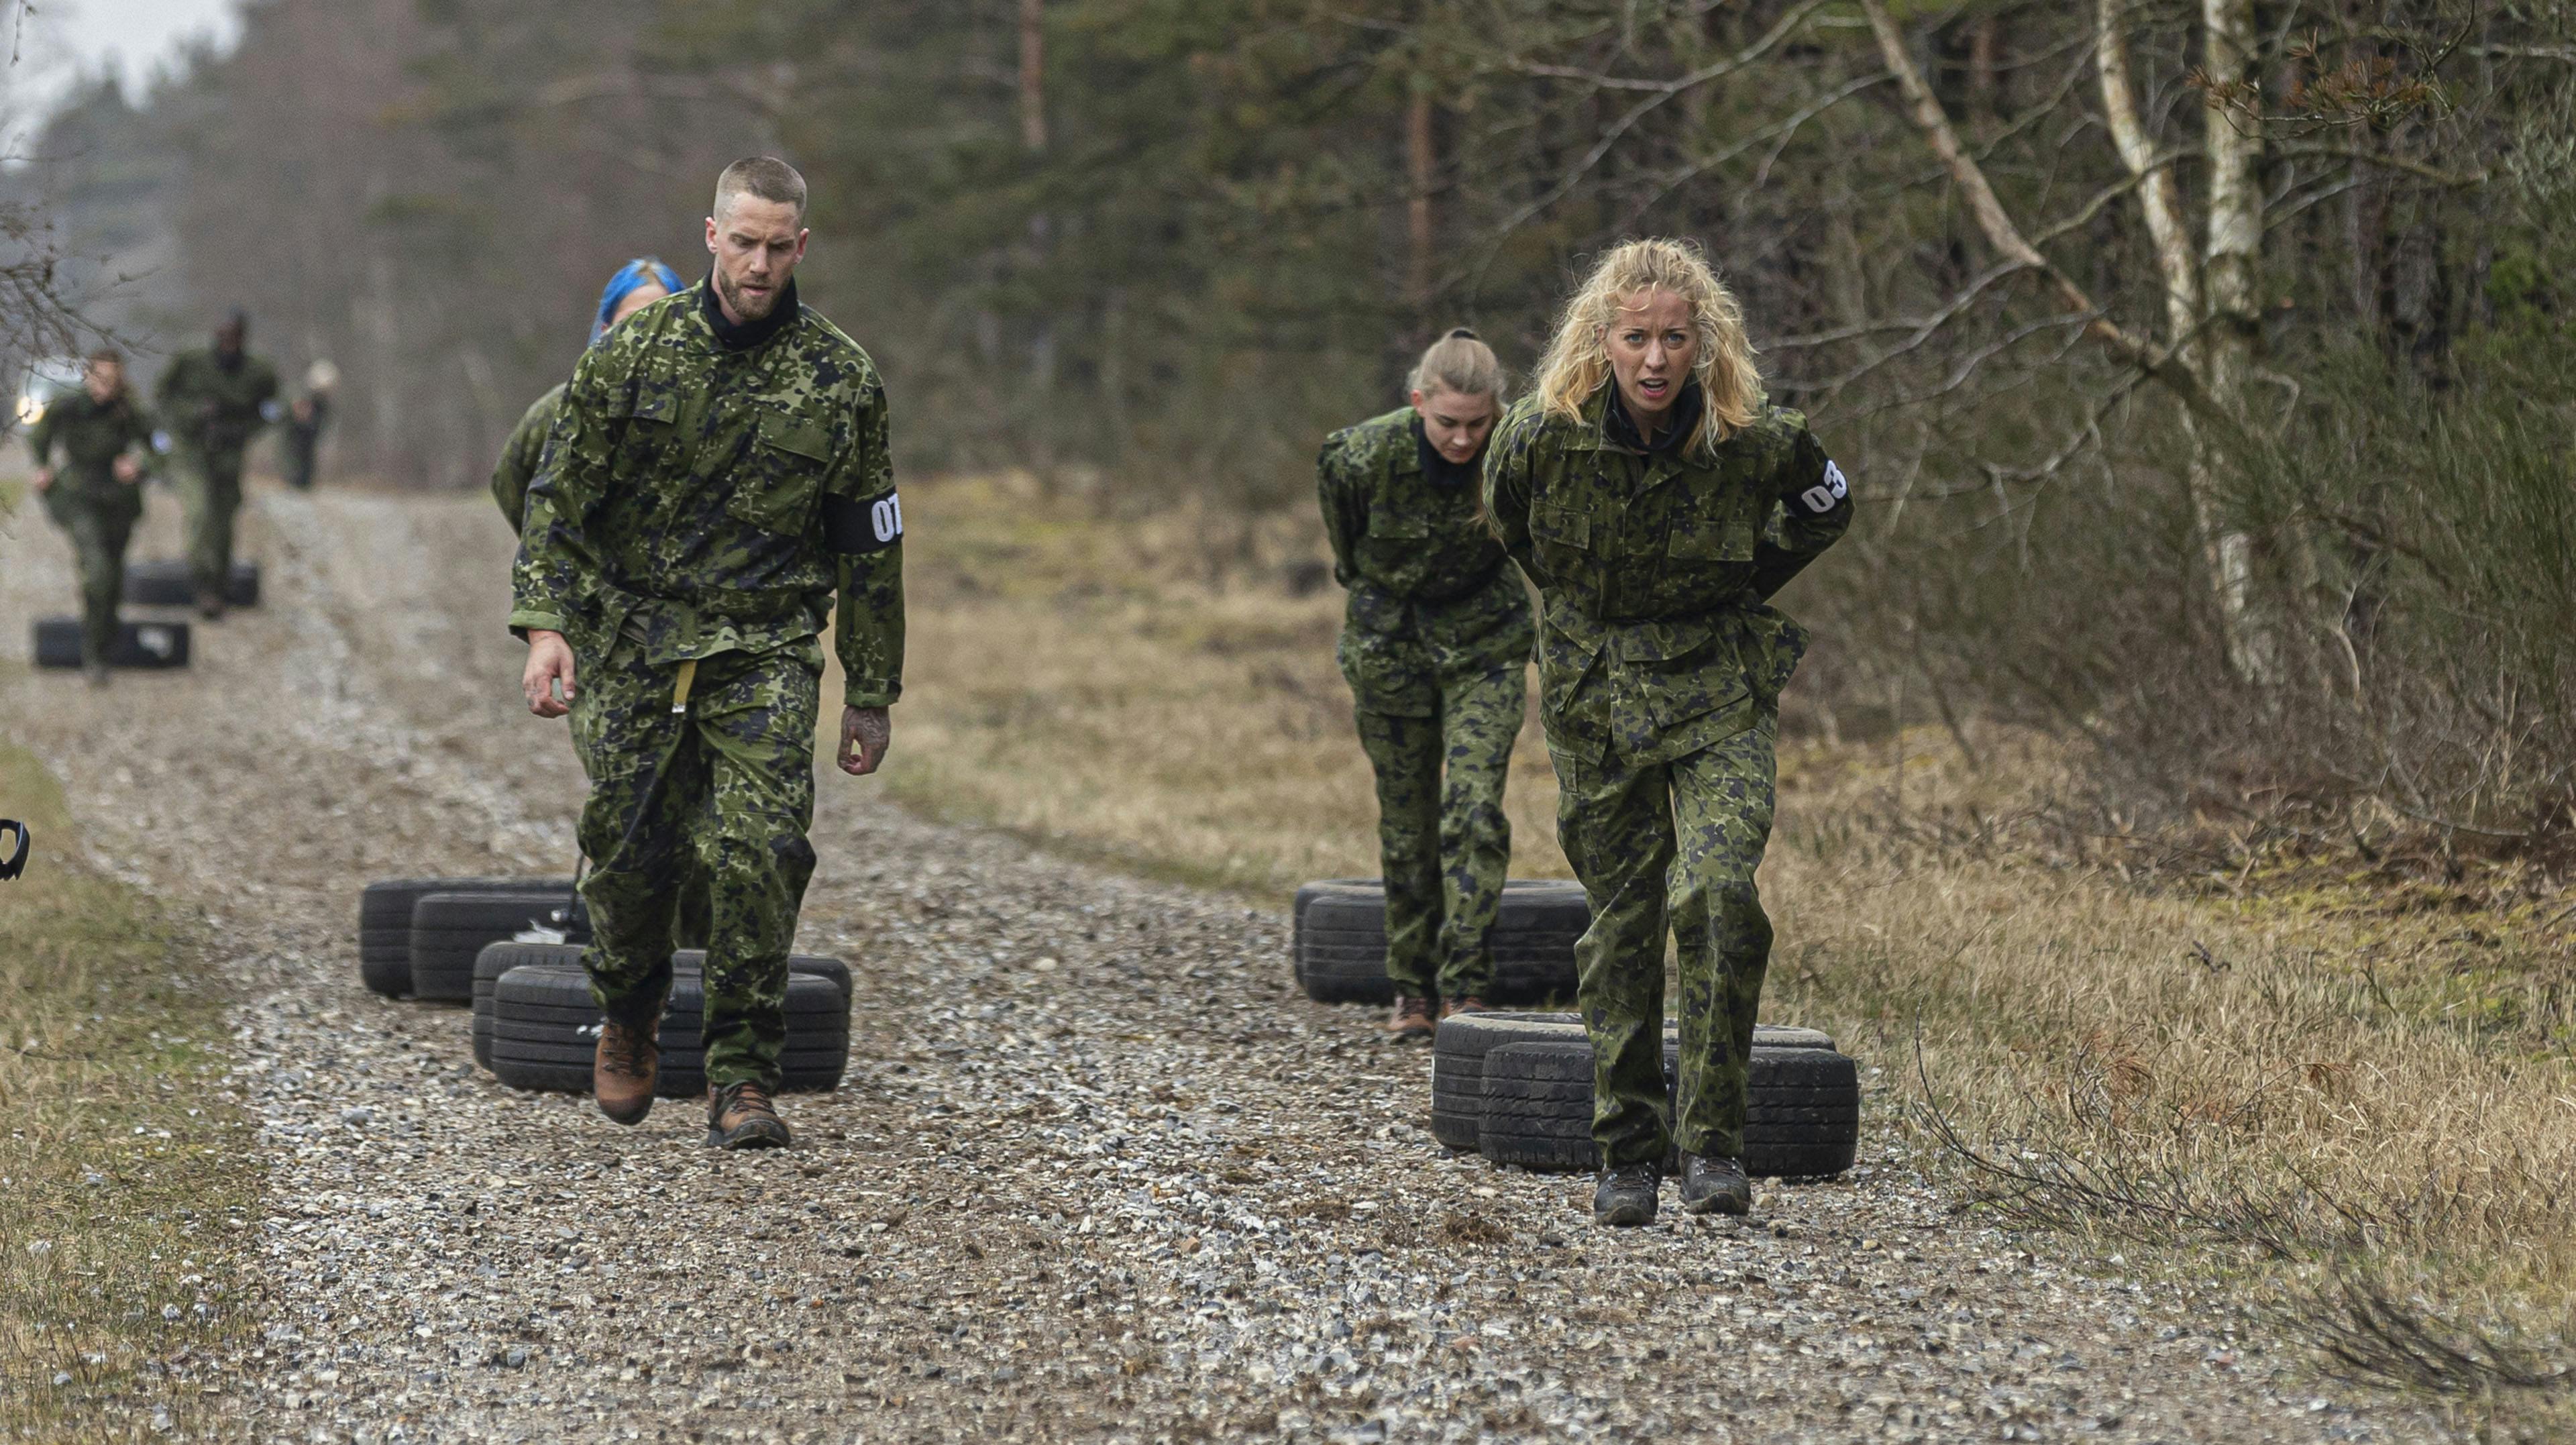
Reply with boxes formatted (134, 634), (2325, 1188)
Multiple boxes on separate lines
(111, 456), (140, 484)
(523, 630), (577, 718)
(30, 466), (53, 493)
(838, 706), (890, 776)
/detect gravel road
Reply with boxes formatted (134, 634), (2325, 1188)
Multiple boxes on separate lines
(1, 483), (2437, 1442)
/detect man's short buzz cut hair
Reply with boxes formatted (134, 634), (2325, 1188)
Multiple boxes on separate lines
(714, 156), (808, 224)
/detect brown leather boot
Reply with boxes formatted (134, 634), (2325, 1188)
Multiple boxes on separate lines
(1385, 994), (1437, 1042)
(706, 1080), (792, 1150)
(592, 1018), (659, 1126)
(1440, 996), (1489, 1020)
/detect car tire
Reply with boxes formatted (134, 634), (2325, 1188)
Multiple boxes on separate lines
(1475, 1028), (1858, 1179)
(1293, 878), (1588, 1006)
(486, 962), (850, 1098)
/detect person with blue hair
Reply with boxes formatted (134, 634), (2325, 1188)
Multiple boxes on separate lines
(491, 258), (685, 527)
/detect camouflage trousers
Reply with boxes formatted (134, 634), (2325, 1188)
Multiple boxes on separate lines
(168, 444), (246, 599)
(40, 485), (140, 667)
(570, 635), (821, 1091)
(1554, 714), (1778, 1167)
(1354, 665), (1525, 1000)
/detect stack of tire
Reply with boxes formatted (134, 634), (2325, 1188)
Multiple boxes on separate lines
(123, 559), (260, 608)
(30, 617), (191, 670)
(1430, 1011), (1861, 1179)
(355, 877), (575, 999)
(1292, 878), (1587, 1006)
(475, 944), (853, 1098)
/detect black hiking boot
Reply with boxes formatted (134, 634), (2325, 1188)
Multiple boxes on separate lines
(1678, 1153), (1752, 1216)
(706, 1081), (792, 1150)
(1593, 1162), (1660, 1227)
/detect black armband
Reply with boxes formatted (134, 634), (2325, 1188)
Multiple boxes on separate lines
(1794, 460), (1850, 517)
(822, 489), (904, 554)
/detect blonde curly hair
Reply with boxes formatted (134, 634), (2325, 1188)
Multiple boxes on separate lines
(1532, 237), (1761, 456)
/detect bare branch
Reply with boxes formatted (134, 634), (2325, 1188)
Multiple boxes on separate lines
(1481, 0), (1837, 240)
(2097, 0), (2201, 345)
(1858, 0), (2245, 449)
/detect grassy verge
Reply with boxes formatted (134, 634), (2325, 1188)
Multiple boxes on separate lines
(0, 741), (260, 1441)
(877, 474), (2576, 1427)
(866, 473), (1568, 895)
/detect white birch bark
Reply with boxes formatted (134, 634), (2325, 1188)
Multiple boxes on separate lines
(2201, 0), (2273, 682)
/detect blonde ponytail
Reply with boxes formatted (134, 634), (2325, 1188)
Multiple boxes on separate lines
(1407, 327), (1506, 402)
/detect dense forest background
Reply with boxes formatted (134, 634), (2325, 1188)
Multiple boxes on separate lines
(9, 0), (2573, 834)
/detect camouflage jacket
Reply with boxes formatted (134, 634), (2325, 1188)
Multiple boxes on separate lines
(28, 388), (155, 494)
(490, 382), (564, 529)
(508, 280), (906, 709)
(1318, 406), (1532, 715)
(154, 350), (279, 455)
(1483, 386), (1851, 766)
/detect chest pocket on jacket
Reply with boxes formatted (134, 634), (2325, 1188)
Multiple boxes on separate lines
(1664, 482), (1760, 562)
(1531, 501), (1591, 552)
(724, 411), (831, 535)
(610, 386), (680, 476)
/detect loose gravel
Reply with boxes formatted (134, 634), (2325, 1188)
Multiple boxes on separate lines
(0, 484), (2443, 1442)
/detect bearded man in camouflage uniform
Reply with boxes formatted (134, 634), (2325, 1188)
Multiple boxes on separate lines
(154, 311), (278, 619)
(514, 157), (904, 1149)
(1318, 328), (1533, 1040)
(29, 351), (156, 686)
(1486, 239), (1851, 1225)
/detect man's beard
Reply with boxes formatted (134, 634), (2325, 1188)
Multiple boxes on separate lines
(717, 268), (779, 321)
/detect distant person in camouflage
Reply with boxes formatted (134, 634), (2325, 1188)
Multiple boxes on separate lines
(490, 258), (684, 529)
(1485, 239), (1852, 1226)
(282, 359), (337, 492)
(1318, 329), (1534, 1042)
(29, 351), (156, 686)
(513, 158), (903, 1150)
(154, 311), (279, 619)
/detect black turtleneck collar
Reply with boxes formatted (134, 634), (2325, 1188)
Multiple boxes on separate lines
(1411, 415), (1484, 488)
(1604, 378), (1703, 456)
(700, 275), (801, 352)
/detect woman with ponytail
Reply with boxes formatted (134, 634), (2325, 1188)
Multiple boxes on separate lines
(1484, 239), (1853, 1225)
(1316, 328), (1536, 1041)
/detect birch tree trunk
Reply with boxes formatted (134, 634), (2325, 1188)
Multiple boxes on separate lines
(2201, 0), (2273, 682)
(2098, 0), (2258, 680)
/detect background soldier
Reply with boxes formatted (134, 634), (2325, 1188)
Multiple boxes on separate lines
(1485, 239), (1851, 1226)
(29, 350), (156, 686)
(1316, 328), (1533, 1041)
(491, 258), (682, 529)
(513, 158), (903, 1150)
(282, 359), (337, 491)
(154, 311), (279, 618)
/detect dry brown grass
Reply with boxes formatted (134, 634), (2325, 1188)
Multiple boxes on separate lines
(855, 472), (1568, 894)
(0, 739), (259, 1441)
(867, 475), (2576, 1421)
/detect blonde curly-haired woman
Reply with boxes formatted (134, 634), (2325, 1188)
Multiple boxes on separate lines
(1484, 239), (1853, 1226)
